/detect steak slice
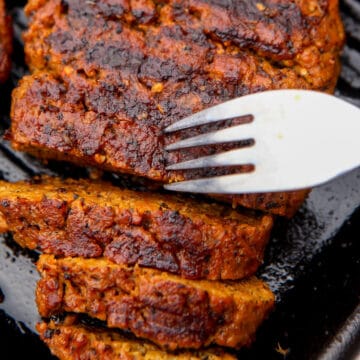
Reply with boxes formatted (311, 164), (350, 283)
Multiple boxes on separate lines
(36, 255), (275, 350)
(0, 0), (12, 83)
(10, 0), (345, 216)
(37, 315), (237, 360)
(0, 176), (273, 280)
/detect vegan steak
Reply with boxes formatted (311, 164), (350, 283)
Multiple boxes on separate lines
(10, 0), (345, 216)
(37, 315), (237, 360)
(0, 176), (273, 280)
(36, 254), (275, 350)
(0, 0), (12, 83)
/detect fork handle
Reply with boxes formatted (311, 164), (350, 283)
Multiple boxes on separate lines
(321, 100), (360, 179)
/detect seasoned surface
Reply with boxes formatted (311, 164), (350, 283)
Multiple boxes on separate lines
(10, 0), (344, 216)
(0, 176), (273, 280)
(38, 316), (237, 360)
(0, 0), (12, 83)
(36, 255), (275, 350)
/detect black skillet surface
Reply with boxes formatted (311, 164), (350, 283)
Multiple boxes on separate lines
(0, 1), (359, 359)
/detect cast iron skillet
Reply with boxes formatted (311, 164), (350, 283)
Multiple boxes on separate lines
(0, 1), (359, 359)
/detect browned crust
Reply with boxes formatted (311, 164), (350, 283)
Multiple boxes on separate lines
(10, 0), (345, 216)
(0, 0), (12, 83)
(37, 315), (237, 360)
(222, 188), (311, 218)
(0, 176), (273, 280)
(36, 255), (275, 350)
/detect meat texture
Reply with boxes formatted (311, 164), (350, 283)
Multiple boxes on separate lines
(0, 176), (273, 280)
(0, 0), (12, 83)
(37, 315), (237, 360)
(10, 0), (344, 216)
(36, 255), (275, 350)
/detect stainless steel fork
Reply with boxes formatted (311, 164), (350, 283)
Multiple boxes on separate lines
(164, 90), (360, 194)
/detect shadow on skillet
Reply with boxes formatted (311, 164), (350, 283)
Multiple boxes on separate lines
(0, 0), (359, 359)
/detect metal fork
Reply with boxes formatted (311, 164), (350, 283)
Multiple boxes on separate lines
(164, 90), (360, 194)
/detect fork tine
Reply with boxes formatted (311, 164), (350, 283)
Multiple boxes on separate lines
(166, 147), (256, 170)
(164, 96), (259, 133)
(164, 173), (259, 193)
(165, 123), (255, 151)
(164, 89), (330, 133)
